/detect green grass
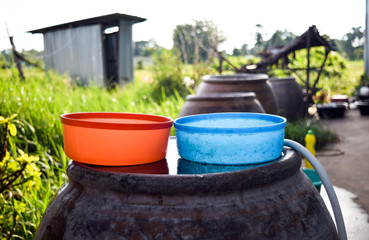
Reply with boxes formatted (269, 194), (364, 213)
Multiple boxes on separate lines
(346, 60), (364, 81)
(285, 119), (339, 150)
(1, 68), (184, 152)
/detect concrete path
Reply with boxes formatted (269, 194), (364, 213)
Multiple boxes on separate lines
(321, 186), (369, 240)
(318, 107), (369, 214)
(317, 107), (369, 239)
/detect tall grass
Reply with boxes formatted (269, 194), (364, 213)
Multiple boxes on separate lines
(1, 68), (184, 153)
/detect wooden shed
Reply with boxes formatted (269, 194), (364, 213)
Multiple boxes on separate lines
(29, 13), (146, 87)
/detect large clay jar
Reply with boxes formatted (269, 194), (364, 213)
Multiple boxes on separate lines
(196, 74), (278, 115)
(179, 92), (265, 117)
(269, 77), (304, 121)
(35, 149), (338, 240)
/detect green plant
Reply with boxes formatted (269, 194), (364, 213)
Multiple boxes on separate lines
(150, 49), (188, 101)
(288, 48), (350, 97)
(285, 118), (339, 150)
(0, 114), (42, 239)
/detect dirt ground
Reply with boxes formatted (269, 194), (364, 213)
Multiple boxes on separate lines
(317, 107), (369, 215)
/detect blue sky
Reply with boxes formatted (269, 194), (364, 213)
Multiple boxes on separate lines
(0, 0), (365, 53)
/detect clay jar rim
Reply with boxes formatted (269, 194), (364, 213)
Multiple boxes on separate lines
(186, 92), (256, 101)
(317, 103), (346, 109)
(268, 77), (296, 82)
(202, 73), (268, 83)
(67, 148), (301, 195)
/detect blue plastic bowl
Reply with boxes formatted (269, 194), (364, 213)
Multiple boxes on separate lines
(174, 112), (287, 165)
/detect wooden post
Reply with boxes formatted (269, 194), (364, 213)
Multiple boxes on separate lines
(304, 28), (312, 116)
(9, 36), (25, 80)
(218, 53), (223, 74)
(313, 49), (330, 91)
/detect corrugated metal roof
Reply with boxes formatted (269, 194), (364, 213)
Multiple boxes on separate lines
(29, 13), (146, 34)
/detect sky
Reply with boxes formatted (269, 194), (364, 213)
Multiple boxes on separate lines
(0, 0), (366, 53)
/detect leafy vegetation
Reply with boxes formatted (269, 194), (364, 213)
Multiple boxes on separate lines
(285, 119), (339, 150)
(0, 114), (45, 240)
(173, 20), (225, 64)
(334, 27), (364, 60)
(274, 47), (355, 97)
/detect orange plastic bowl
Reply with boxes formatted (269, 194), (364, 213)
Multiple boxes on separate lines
(60, 112), (173, 166)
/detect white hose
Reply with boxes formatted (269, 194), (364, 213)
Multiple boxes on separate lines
(284, 139), (347, 240)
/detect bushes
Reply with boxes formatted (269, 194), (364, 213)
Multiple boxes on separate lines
(150, 50), (188, 101)
(285, 118), (339, 150)
(0, 114), (45, 239)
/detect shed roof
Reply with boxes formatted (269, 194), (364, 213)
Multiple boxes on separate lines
(29, 13), (146, 34)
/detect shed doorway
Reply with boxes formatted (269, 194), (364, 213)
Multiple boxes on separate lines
(104, 31), (119, 88)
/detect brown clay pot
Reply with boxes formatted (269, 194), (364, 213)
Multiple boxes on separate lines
(179, 92), (265, 117)
(35, 149), (338, 240)
(269, 77), (304, 121)
(196, 74), (278, 115)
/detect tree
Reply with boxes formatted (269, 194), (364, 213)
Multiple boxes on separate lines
(0, 50), (12, 68)
(134, 41), (150, 56)
(251, 24), (265, 55)
(241, 44), (249, 55)
(338, 27), (364, 60)
(264, 30), (296, 50)
(232, 48), (242, 56)
(173, 20), (226, 64)
(134, 40), (164, 57)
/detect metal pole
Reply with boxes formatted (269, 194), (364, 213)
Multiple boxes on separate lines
(364, 0), (369, 77)
(304, 28), (312, 116)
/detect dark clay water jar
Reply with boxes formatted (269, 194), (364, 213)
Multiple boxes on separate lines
(35, 139), (338, 240)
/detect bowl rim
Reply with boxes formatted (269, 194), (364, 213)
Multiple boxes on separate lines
(60, 112), (173, 130)
(186, 92), (256, 101)
(174, 112), (286, 134)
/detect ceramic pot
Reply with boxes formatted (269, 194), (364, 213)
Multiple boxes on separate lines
(179, 92), (264, 117)
(196, 74), (278, 115)
(269, 77), (304, 121)
(35, 149), (338, 240)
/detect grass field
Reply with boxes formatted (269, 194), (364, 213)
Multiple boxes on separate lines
(346, 60), (364, 91)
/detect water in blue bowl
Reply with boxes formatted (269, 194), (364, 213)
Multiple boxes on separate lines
(174, 113), (286, 165)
